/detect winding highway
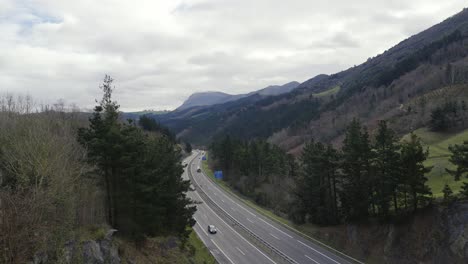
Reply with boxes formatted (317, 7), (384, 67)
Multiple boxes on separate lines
(183, 151), (363, 264)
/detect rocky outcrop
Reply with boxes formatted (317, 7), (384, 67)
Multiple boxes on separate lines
(31, 229), (120, 264)
(81, 229), (120, 264)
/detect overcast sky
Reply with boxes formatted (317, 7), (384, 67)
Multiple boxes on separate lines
(0, 0), (466, 111)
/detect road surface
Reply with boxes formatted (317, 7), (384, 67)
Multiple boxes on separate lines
(184, 151), (362, 264)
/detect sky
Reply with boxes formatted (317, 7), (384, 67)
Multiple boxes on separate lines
(0, 0), (466, 111)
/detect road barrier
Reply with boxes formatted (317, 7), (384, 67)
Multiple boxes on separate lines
(188, 155), (296, 264)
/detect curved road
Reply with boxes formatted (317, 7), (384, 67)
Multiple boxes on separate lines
(184, 151), (363, 264)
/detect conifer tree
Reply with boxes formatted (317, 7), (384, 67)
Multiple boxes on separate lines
(373, 120), (401, 216)
(340, 119), (372, 220)
(400, 133), (432, 212)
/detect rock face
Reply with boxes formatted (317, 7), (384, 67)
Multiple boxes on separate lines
(82, 240), (104, 264)
(46, 229), (121, 264)
(81, 229), (120, 264)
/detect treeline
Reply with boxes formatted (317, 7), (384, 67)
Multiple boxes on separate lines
(430, 100), (467, 131)
(78, 76), (195, 240)
(292, 119), (433, 224)
(0, 77), (195, 262)
(210, 138), (297, 214)
(209, 119), (439, 225)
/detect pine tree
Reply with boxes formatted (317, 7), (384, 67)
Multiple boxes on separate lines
(446, 141), (468, 181)
(442, 184), (454, 204)
(460, 182), (468, 199)
(400, 133), (432, 212)
(78, 76), (195, 240)
(340, 119), (372, 220)
(373, 120), (401, 217)
(78, 75), (122, 227)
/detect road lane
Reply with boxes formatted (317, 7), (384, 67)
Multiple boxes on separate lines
(191, 151), (363, 264)
(183, 153), (276, 264)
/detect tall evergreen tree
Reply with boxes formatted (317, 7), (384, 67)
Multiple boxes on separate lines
(78, 75), (122, 227)
(400, 133), (432, 212)
(373, 120), (401, 216)
(78, 76), (195, 240)
(340, 119), (372, 220)
(447, 141), (468, 181)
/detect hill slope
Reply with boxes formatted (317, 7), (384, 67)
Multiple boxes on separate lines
(155, 8), (468, 150)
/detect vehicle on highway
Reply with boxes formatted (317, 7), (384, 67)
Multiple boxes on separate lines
(207, 225), (217, 234)
(197, 166), (201, 172)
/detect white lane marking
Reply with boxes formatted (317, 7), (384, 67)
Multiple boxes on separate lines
(221, 199), (225, 203)
(246, 210), (256, 217)
(258, 218), (293, 238)
(199, 167), (257, 218)
(270, 233), (280, 240)
(190, 173), (278, 264)
(203, 213), (208, 219)
(230, 207), (236, 211)
(236, 247), (246, 256)
(305, 255), (321, 264)
(246, 218), (254, 223)
(211, 239), (236, 264)
(214, 192), (218, 196)
(297, 240), (340, 264)
(195, 154), (358, 264)
(196, 221), (210, 236)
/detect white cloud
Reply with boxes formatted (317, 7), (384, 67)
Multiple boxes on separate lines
(0, 0), (466, 111)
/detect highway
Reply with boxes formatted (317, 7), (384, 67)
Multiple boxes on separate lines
(183, 153), (277, 264)
(184, 151), (363, 264)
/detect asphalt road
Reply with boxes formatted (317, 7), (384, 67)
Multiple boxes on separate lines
(184, 151), (362, 264)
(183, 153), (277, 264)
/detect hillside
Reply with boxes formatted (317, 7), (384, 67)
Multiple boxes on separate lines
(153, 8), (468, 150)
(402, 127), (468, 197)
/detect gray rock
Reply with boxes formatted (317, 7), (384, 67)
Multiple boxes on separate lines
(99, 238), (120, 264)
(63, 240), (76, 264)
(33, 252), (48, 264)
(82, 240), (104, 264)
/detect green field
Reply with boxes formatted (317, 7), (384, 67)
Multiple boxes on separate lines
(313, 85), (341, 98)
(402, 127), (468, 197)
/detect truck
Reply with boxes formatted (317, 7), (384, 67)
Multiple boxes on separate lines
(197, 166), (201, 173)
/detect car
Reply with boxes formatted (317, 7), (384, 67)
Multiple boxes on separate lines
(207, 225), (217, 234)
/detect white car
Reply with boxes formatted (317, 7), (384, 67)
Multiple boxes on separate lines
(207, 225), (217, 234)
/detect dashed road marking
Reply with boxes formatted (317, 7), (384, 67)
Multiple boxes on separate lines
(270, 233), (280, 240)
(305, 255), (321, 264)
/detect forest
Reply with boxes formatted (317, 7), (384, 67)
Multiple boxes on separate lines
(0, 76), (196, 263)
(209, 119), (468, 226)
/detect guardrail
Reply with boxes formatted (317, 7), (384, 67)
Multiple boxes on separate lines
(188, 154), (296, 264)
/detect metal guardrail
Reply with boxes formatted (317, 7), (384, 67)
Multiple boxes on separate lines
(188, 155), (296, 264)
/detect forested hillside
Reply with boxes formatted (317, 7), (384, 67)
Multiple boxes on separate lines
(0, 78), (209, 263)
(155, 8), (468, 151)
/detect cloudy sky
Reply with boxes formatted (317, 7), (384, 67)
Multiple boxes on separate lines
(0, 0), (466, 111)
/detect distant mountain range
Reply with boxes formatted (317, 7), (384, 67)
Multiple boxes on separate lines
(149, 8), (468, 153)
(176, 81), (300, 110)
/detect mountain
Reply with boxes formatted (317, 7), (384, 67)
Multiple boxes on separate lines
(153, 8), (468, 151)
(175, 81), (300, 111)
(176, 91), (239, 111)
(254, 81), (300, 96)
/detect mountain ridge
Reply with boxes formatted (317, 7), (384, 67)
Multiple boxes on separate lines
(153, 8), (468, 151)
(175, 81), (300, 111)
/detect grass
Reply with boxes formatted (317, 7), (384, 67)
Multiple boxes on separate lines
(187, 228), (217, 264)
(313, 85), (341, 98)
(402, 127), (468, 197)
